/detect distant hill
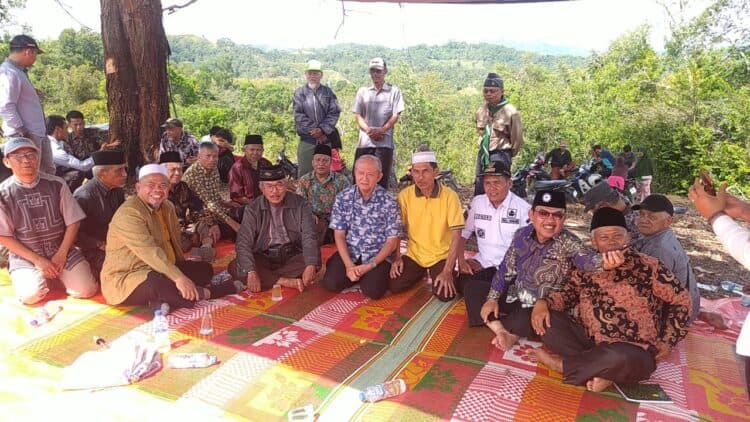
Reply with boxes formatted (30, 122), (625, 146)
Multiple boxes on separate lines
(167, 36), (587, 89)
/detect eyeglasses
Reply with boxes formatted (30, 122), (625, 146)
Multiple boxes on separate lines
(535, 209), (565, 220)
(8, 151), (38, 162)
(263, 183), (286, 192)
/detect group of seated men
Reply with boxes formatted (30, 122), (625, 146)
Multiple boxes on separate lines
(0, 131), (698, 393)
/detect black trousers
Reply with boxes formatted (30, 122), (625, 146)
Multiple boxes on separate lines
(354, 147), (393, 190)
(81, 248), (105, 283)
(389, 255), (456, 301)
(320, 252), (390, 299)
(474, 149), (512, 196)
(458, 266), (497, 326)
(541, 310), (656, 386)
(123, 260), (235, 311)
(228, 253), (307, 291)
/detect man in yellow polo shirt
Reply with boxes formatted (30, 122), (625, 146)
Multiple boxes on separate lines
(390, 150), (464, 301)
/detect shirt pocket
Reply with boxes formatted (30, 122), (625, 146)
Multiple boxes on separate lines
(492, 117), (509, 134)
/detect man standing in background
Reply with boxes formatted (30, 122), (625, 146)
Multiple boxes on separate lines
(474, 72), (523, 195)
(293, 59), (341, 178)
(0, 35), (54, 174)
(352, 57), (405, 189)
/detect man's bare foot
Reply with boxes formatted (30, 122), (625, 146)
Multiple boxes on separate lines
(277, 277), (304, 292)
(527, 348), (563, 373)
(698, 310), (727, 330)
(586, 377), (613, 392)
(491, 330), (519, 350)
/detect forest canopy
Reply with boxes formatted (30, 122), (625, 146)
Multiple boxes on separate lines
(4, 0), (748, 194)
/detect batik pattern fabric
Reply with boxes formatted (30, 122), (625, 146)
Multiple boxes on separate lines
(488, 224), (602, 306)
(296, 171), (350, 218)
(547, 248), (692, 356)
(182, 163), (232, 223)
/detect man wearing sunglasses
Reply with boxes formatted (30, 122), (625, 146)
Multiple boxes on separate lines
(476, 190), (612, 350)
(474, 72), (523, 195)
(0, 137), (97, 304)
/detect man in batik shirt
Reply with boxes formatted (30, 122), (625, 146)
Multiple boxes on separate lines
(66, 110), (104, 161)
(296, 144), (350, 244)
(159, 118), (199, 168)
(161, 151), (219, 262)
(183, 141), (242, 237)
(530, 207), (691, 392)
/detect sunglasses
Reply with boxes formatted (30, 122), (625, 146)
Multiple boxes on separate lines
(535, 209), (565, 220)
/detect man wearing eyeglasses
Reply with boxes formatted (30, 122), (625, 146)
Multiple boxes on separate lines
(0, 137), (97, 304)
(352, 57), (405, 189)
(474, 73), (523, 195)
(231, 164), (321, 293)
(476, 190), (614, 351)
(529, 207), (691, 392)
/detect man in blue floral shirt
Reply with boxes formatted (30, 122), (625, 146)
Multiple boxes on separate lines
(296, 144), (350, 245)
(321, 154), (401, 299)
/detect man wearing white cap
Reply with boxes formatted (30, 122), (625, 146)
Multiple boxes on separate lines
(0, 137), (97, 304)
(293, 59), (341, 178)
(390, 150), (464, 301)
(101, 164), (242, 312)
(352, 57), (405, 189)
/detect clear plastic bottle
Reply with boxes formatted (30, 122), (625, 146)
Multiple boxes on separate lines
(153, 309), (171, 353)
(359, 379), (407, 403)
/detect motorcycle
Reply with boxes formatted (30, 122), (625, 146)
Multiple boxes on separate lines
(277, 145), (299, 179)
(510, 153), (551, 199)
(572, 159), (605, 200)
(533, 178), (580, 204)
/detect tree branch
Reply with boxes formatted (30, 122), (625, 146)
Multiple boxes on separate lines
(163, 0), (198, 15)
(334, 1), (349, 39)
(53, 0), (93, 30)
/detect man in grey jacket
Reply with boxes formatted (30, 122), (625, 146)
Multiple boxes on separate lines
(0, 35), (54, 174)
(229, 164), (321, 293)
(292, 59), (341, 178)
(631, 194), (700, 320)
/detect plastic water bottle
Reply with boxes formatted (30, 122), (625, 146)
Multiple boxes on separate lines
(29, 305), (63, 327)
(359, 379), (407, 403)
(153, 309), (171, 353)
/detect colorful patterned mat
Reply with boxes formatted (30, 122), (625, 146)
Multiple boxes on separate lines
(14, 245), (440, 420)
(9, 241), (750, 421)
(354, 300), (750, 421)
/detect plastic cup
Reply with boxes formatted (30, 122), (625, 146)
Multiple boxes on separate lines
(199, 312), (214, 336)
(272, 284), (283, 301)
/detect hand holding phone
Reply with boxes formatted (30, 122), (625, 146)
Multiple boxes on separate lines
(699, 169), (716, 196)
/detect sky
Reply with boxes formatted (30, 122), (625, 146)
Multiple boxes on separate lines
(10, 0), (712, 55)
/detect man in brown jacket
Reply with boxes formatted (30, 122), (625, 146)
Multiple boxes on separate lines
(101, 164), (241, 312)
(474, 72), (523, 195)
(229, 164), (320, 293)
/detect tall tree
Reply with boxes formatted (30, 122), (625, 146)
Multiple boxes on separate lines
(101, 0), (169, 175)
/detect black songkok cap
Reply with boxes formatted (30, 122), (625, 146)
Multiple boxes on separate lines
(92, 150), (125, 166)
(313, 144), (332, 157)
(244, 134), (263, 145)
(159, 151), (182, 164)
(484, 72), (504, 88)
(533, 190), (566, 210)
(258, 164), (286, 181)
(631, 194), (674, 216)
(590, 207), (627, 231)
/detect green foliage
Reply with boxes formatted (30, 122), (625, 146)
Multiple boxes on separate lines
(14, 0), (750, 193)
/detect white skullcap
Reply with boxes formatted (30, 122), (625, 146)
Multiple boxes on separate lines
(412, 151), (437, 165)
(138, 164), (168, 180)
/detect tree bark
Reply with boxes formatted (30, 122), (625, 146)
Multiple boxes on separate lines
(101, 0), (169, 177)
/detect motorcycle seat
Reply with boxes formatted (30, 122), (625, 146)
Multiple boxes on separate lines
(535, 180), (571, 190)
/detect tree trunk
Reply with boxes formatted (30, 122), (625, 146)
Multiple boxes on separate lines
(100, 0), (169, 177)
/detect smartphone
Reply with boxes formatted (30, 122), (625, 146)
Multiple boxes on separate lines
(699, 169), (716, 196)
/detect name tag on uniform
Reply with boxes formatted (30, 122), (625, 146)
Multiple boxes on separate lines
(501, 208), (520, 225)
(474, 214), (492, 221)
